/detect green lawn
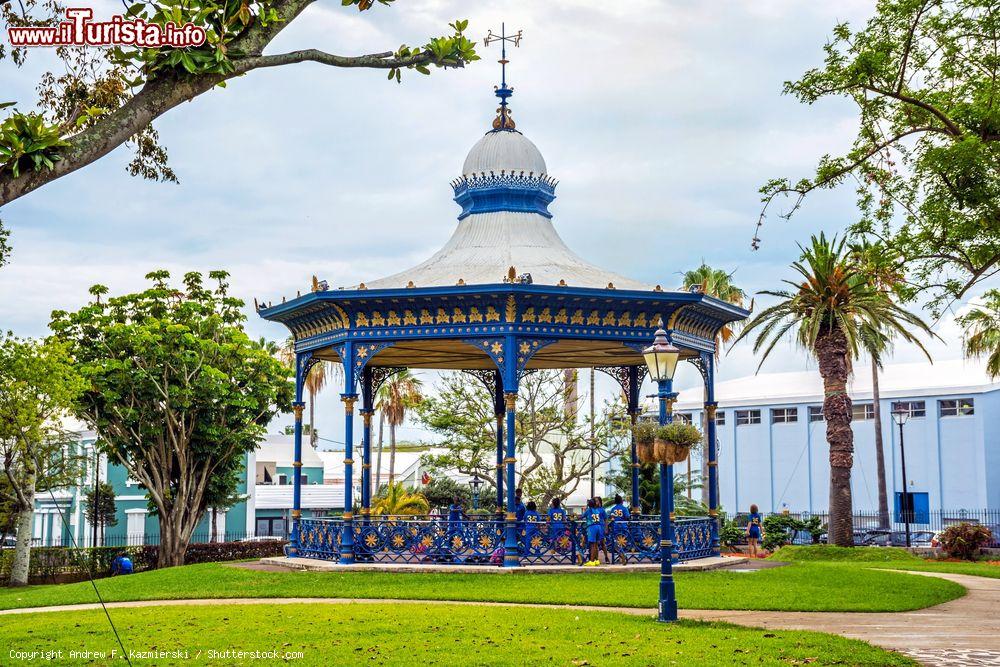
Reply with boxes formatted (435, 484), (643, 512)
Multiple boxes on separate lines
(771, 545), (1000, 579)
(0, 560), (962, 612)
(0, 603), (916, 666)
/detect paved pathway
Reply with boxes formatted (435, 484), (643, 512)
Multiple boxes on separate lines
(2, 569), (998, 666)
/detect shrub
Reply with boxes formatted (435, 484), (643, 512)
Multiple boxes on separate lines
(938, 523), (994, 560)
(720, 515), (742, 550)
(654, 422), (702, 447)
(0, 539), (285, 584)
(633, 421), (656, 444)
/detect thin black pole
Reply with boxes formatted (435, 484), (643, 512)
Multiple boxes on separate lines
(898, 420), (911, 548)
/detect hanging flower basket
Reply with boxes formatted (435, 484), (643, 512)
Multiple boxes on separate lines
(654, 423), (702, 465)
(633, 421), (657, 465)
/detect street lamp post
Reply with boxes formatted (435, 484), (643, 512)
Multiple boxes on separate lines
(468, 475), (484, 511)
(891, 405), (911, 548)
(643, 322), (681, 623)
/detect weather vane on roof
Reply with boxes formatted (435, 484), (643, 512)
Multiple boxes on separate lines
(484, 23), (523, 130)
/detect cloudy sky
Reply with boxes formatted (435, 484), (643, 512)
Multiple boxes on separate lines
(1, 0), (988, 446)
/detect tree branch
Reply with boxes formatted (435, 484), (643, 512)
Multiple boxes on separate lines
(233, 49), (435, 74)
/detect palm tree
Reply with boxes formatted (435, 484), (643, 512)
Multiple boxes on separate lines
(372, 482), (429, 516)
(849, 240), (909, 530)
(734, 233), (932, 546)
(278, 337), (338, 448)
(681, 263), (746, 504)
(958, 289), (1000, 377)
(376, 370), (423, 486)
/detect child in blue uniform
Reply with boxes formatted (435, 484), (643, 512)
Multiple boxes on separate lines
(746, 503), (764, 558)
(607, 494), (631, 564)
(582, 499), (602, 566)
(547, 497), (568, 550)
(523, 501), (541, 548)
(594, 495), (610, 564)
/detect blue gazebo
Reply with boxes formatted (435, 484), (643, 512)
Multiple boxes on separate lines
(258, 60), (748, 570)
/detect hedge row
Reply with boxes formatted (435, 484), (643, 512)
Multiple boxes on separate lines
(0, 539), (287, 583)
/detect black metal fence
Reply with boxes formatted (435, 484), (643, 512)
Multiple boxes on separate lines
(726, 509), (1000, 547)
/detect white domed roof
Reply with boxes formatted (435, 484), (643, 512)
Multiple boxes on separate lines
(462, 130), (547, 176)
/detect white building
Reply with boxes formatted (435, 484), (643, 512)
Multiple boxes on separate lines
(673, 358), (1000, 519)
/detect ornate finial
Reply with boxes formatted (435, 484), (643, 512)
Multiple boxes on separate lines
(457, 278), (466, 286)
(507, 266), (517, 283)
(484, 23), (522, 131)
(406, 280), (415, 288)
(359, 282), (367, 290)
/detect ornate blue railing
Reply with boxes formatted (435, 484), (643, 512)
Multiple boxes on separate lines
(296, 516), (716, 566)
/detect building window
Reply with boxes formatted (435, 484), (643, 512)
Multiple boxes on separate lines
(808, 406), (824, 422)
(735, 409), (761, 426)
(892, 400), (926, 419)
(715, 411), (726, 426)
(852, 403), (875, 420)
(771, 408), (798, 424)
(674, 413), (692, 425)
(301, 475), (309, 485)
(278, 473), (288, 486)
(939, 398), (974, 417)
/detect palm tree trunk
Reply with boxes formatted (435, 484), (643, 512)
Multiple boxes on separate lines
(308, 389), (316, 448)
(816, 327), (855, 547)
(375, 412), (385, 494)
(871, 356), (890, 530)
(388, 422), (397, 486)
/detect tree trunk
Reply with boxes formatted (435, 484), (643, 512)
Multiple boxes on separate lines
(375, 412), (385, 493)
(156, 514), (195, 568)
(816, 327), (855, 547)
(8, 479), (36, 587)
(871, 356), (890, 530)
(388, 422), (397, 486)
(210, 508), (218, 543)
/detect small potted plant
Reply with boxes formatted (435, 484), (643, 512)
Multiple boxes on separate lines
(654, 422), (702, 465)
(633, 421), (657, 464)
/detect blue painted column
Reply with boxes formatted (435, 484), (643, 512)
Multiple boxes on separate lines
(289, 400), (305, 556)
(360, 367), (374, 526)
(494, 370), (505, 513)
(340, 393), (358, 564)
(628, 366), (641, 514)
(658, 377), (678, 623)
(503, 391), (519, 567)
(704, 353), (720, 556)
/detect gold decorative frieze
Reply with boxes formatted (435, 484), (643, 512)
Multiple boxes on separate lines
(485, 306), (501, 322)
(522, 307), (537, 323)
(403, 310), (417, 325)
(452, 307), (466, 323)
(538, 307), (553, 323)
(371, 312), (386, 327)
(634, 312), (648, 328)
(355, 313), (370, 327)
(602, 311), (616, 326)
(618, 312), (632, 327)
(387, 311), (401, 326)
(469, 307), (484, 323)
(420, 309), (434, 324)
(436, 308), (450, 324)
(587, 310), (600, 325)
(505, 295), (517, 322)
(570, 309), (584, 325)
(555, 308), (568, 324)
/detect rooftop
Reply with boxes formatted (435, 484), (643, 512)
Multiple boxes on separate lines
(674, 358), (1000, 410)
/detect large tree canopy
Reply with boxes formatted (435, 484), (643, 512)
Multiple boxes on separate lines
(49, 270), (293, 567)
(0, 0), (479, 265)
(759, 0), (1000, 315)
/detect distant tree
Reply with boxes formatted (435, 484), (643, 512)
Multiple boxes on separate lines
(50, 270), (292, 567)
(680, 263), (745, 505)
(759, 0), (1000, 317)
(376, 370), (423, 487)
(419, 371), (628, 510)
(372, 482), (429, 516)
(421, 476), (472, 511)
(0, 0), (478, 264)
(735, 234), (932, 546)
(958, 289), (1000, 378)
(82, 481), (118, 545)
(0, 333), (85, 586)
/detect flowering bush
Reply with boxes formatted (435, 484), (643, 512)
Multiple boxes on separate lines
(938, 523), (993, 560)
